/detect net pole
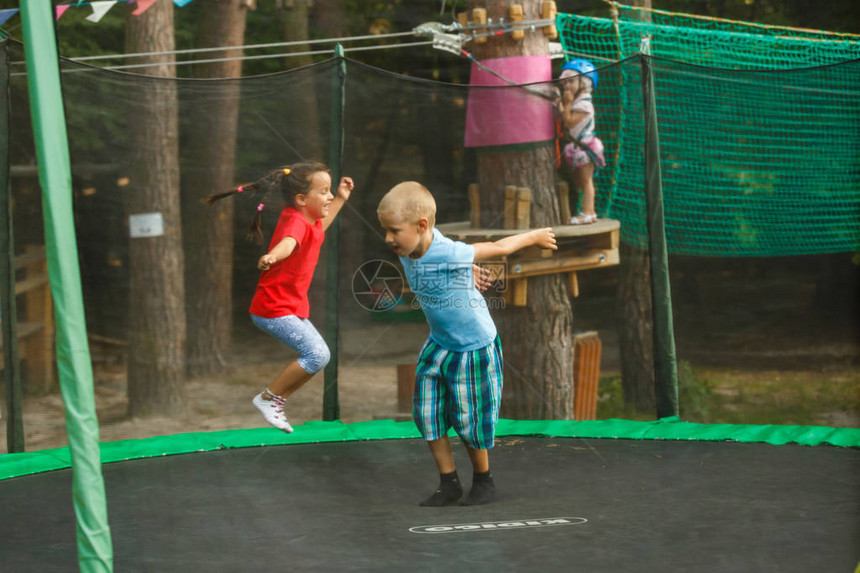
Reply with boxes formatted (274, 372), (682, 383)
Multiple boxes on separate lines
(639, 48), (679, 418)
(323, 44), (346, 421)
(0, 36), (25, 453)
(18, 2), (113, 570)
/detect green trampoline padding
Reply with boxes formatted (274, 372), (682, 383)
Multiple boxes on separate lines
(2, 417), (858, 481)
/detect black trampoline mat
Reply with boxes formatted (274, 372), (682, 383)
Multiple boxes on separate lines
(1, 437), (858, 572)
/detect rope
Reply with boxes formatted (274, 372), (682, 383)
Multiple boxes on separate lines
(600, 0), (860, 39)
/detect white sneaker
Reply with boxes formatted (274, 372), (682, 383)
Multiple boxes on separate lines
(253, 392), (294, 433)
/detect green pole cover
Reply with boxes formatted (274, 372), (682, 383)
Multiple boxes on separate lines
(640, 49), (680, 418)
(19, 2), (113, 570)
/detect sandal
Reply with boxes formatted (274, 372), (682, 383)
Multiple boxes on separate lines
(569, 212), (597, 225)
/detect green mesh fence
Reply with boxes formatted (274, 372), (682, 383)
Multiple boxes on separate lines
(557, 10), (860, 256)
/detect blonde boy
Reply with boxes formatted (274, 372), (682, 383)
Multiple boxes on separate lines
(377, 181), (557, 506)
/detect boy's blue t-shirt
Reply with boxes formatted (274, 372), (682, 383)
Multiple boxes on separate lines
(399, 228), (497, 352)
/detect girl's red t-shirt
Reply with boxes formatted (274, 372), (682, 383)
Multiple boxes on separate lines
(249, 207), (324, 319)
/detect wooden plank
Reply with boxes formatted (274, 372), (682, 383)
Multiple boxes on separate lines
(12, 247), (47, 271)
(507, 248), (619, 278)
(24, 245), (54, 392)
(14, 273), (49, 296)
(437, 219), (620, 241)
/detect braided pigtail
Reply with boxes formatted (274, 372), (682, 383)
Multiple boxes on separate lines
(208, 162), (330, 245)
(244, 168), (291, 244)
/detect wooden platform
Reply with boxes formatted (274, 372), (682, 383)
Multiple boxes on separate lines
(0, 246), (56, 392)
(437, 219), (620, 305)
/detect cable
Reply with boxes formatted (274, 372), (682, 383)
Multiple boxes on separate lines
(68, 30), (418, 62)
(13, 40), (436, 74)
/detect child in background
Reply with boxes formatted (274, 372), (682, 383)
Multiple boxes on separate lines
(377, 182), (557, 506)
(204, 162), (354, 433)
(558, 58), (605, 225)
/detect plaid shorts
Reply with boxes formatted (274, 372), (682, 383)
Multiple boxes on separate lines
(412, 336), (503, 449)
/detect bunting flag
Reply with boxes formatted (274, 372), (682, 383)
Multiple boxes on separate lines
(86, 1), (117, 23)
(0, 9), (18, 27)
(131, 0), (159, 16)
(0, 1), (200, 28)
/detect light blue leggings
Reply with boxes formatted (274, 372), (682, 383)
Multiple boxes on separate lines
(250, 314), (331, 374)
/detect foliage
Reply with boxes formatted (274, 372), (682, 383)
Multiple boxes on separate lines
(597, 364), (860, 427)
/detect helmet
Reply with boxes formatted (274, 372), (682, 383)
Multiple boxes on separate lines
(561, 59), (598, 89)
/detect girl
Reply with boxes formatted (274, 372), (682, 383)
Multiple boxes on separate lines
(205, 161), (354, 432)
(558, 59), (605, 225)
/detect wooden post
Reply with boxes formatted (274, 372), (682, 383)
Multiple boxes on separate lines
(504, 185), (518, 230)
(568, 271), (579, 298)
(396, 363), (415, 414)
(558, 180), (571, 224)
(573, 331), (601, 420)
(515, 188), (531, 230)
(468, 183), (481, 228)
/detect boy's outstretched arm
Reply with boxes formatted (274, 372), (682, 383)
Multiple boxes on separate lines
(322, 176), (355, 231)
(473, 228), (557, 262)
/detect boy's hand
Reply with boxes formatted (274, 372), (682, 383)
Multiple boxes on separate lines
(533, 228), (558, 250)
(258, 253), (277, 271)
(473, 264), (492, 292)
(336, 176), (354, 201)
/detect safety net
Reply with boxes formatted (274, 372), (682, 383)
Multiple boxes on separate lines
(558, 11), (860, 256)
(1, 28), (857, 459)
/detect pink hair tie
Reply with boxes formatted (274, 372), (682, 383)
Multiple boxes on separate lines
(237, 185), (244, 193)
(257, 203), (264, 211)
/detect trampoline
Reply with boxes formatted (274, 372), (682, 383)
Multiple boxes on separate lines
(2, 419), (858, 572)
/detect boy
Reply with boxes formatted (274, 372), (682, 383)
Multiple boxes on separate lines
(377, 181), (557, 506)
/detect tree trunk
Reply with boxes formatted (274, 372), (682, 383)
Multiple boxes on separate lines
(125, 4), (187, 415)
(280, 0), (322, 159)
(617, 242), (655, 409)
(616, 0), (656, 413)
(470, 0), (574, 419)
(281, 0), (330, 331)
(182, 1), (249, 377)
